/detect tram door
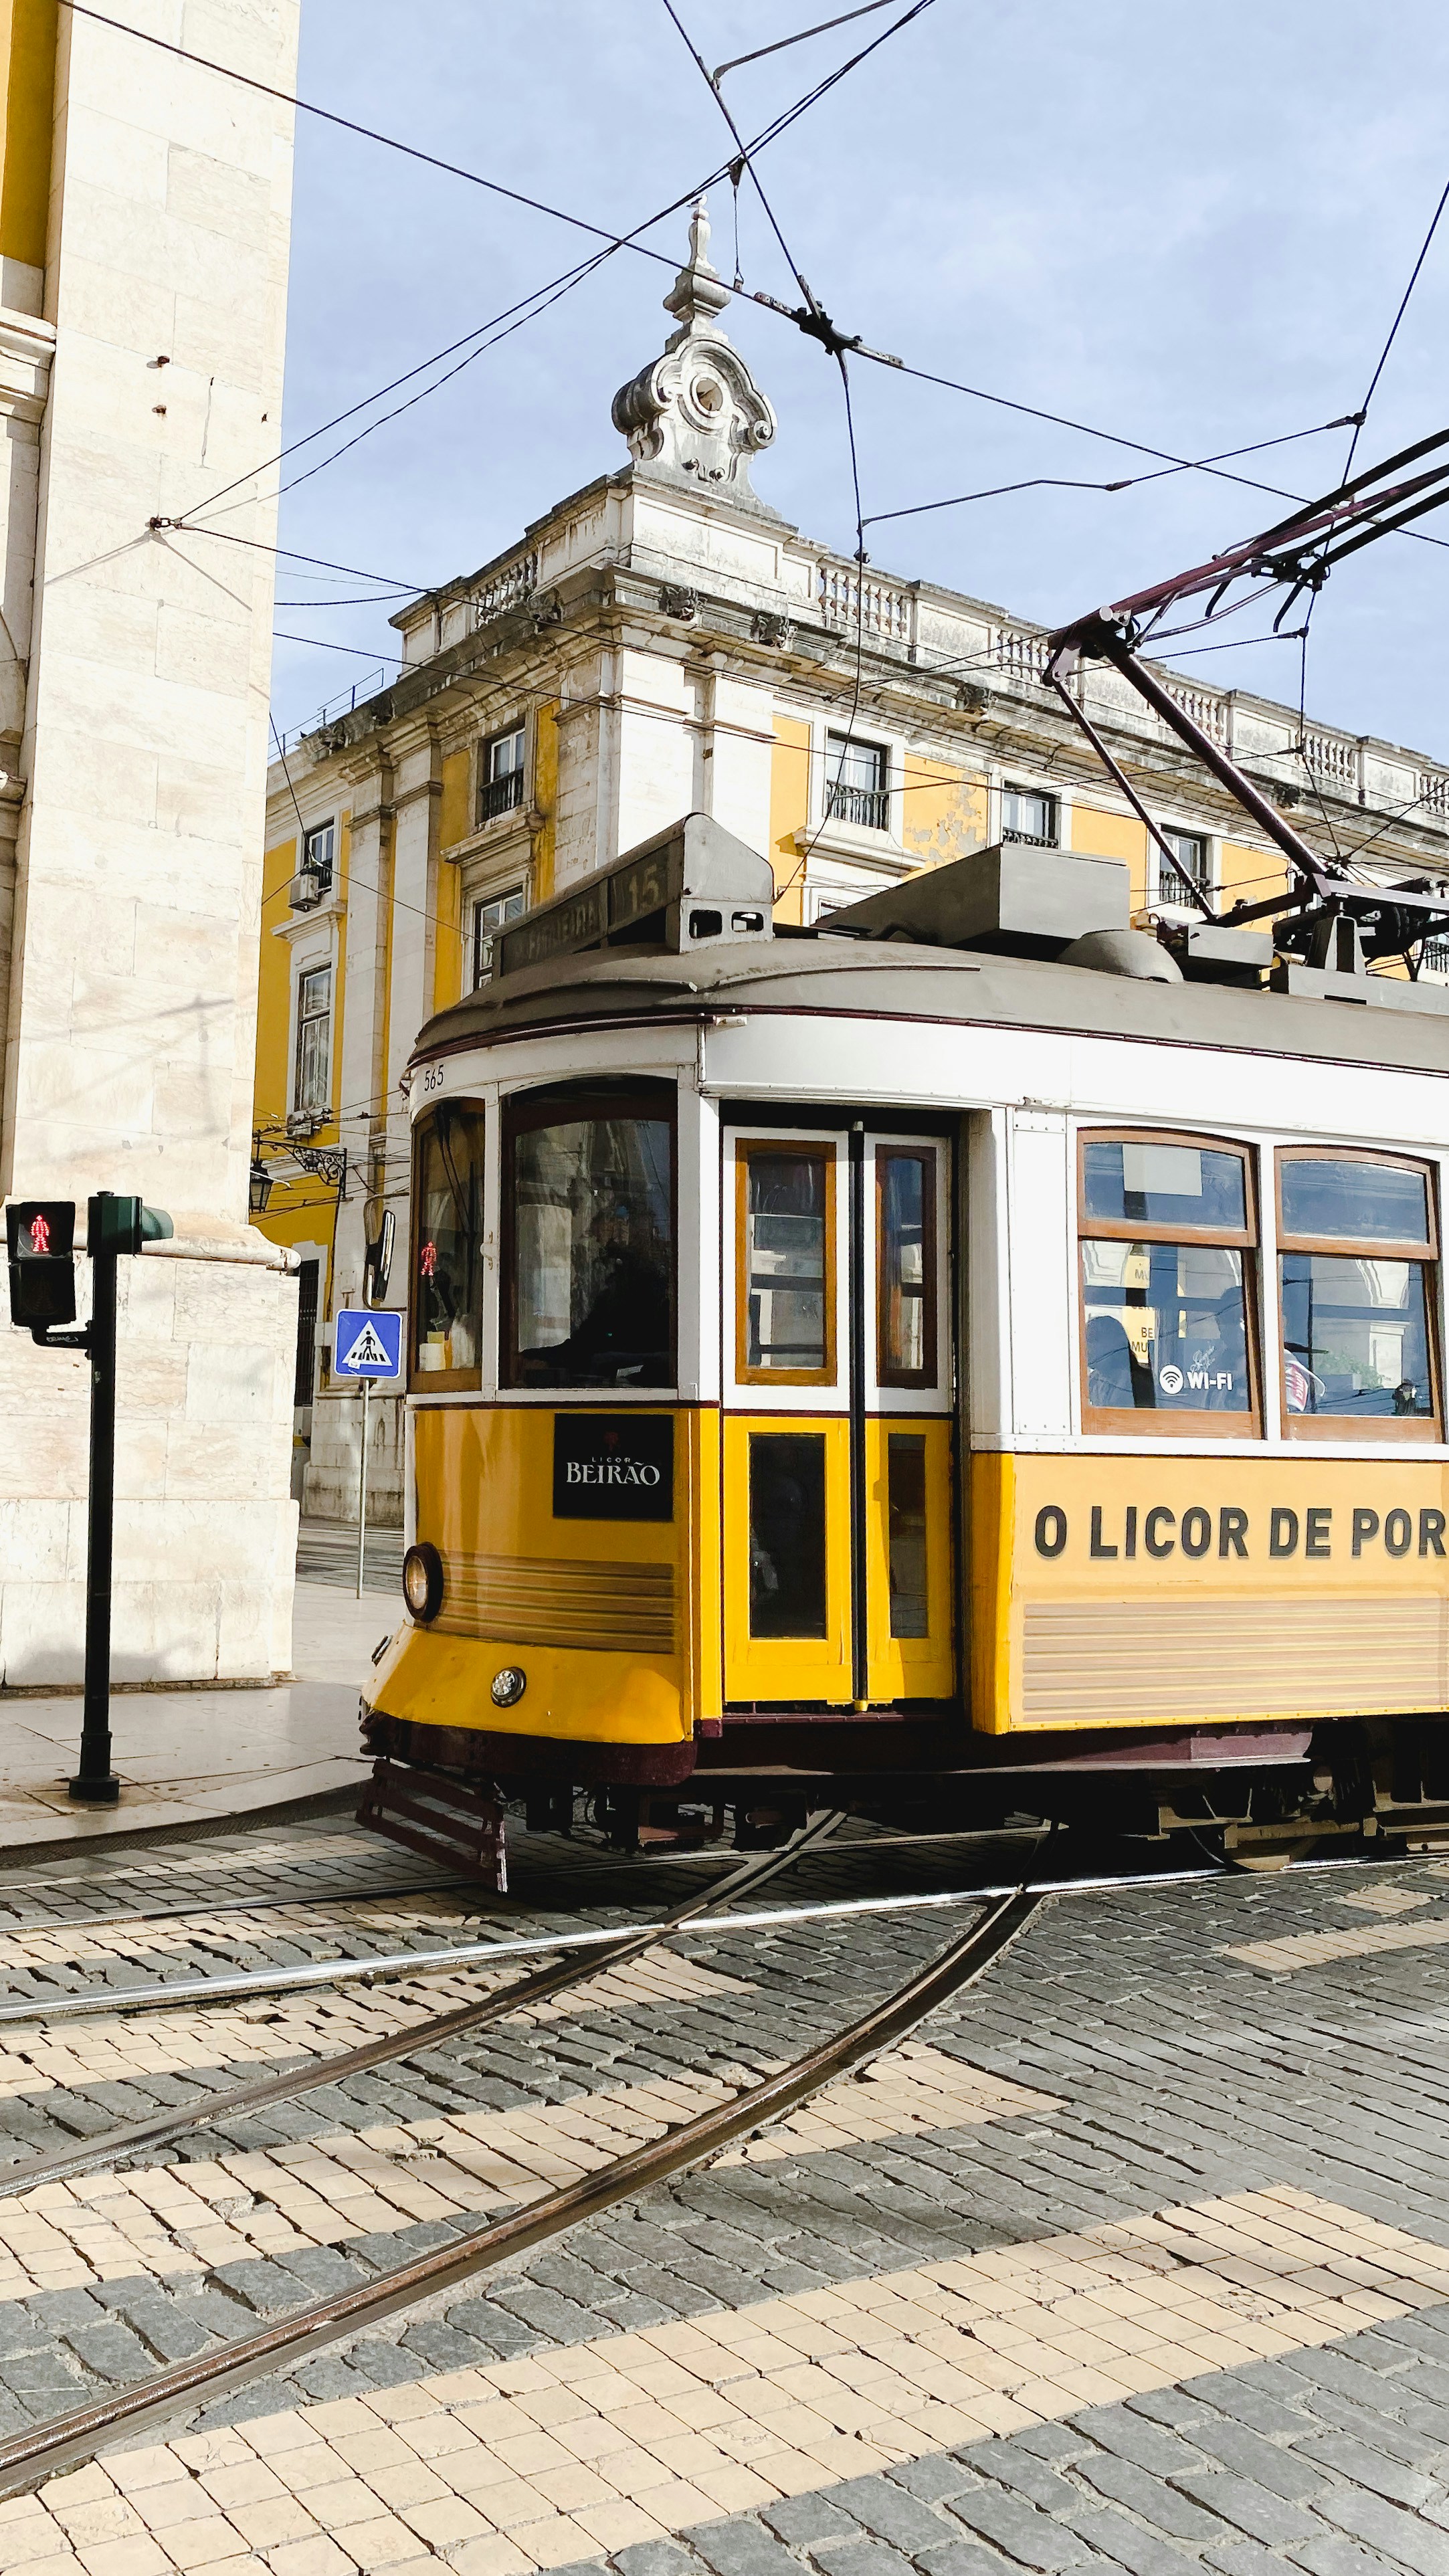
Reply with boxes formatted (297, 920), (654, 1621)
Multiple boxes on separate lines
(722, 1125), (955, 1706)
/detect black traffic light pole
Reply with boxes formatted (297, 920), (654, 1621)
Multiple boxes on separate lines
(6, 1188), (172, 1804)
(74, 1223), (119, 1801)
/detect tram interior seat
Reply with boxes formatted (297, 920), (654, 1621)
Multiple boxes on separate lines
(1085, 1314), (1141, 1409)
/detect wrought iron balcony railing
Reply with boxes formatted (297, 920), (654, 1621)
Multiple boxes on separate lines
(480, 768), (525, 823)
(825, 779), (889, 831)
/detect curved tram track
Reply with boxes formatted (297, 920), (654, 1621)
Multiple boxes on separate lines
(0, 1810), (851, 2199)
(0, 1884), (1044, 2497)
(0, 1814), (1430, 2512)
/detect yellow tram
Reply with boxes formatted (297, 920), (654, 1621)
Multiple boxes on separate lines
(359, 815), (1449, 1882)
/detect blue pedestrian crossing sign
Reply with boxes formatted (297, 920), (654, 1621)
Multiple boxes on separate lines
(333, 1306), (403, 1381)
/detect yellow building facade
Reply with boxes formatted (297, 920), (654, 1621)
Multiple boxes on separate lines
(256, 205), (1449, 1526)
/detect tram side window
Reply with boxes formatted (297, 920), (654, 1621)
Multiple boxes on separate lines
(877, 1148), (937, 1388)
(1078, 1132), (1258, 1429)
(411, 1104), (486, 1388)
(739, 1142), (836, 1382)
(506, 1088), (674, 1389)
(749, 1432), (828, 1636)
(887, 1431), (929, 1637)
(1277, 1153), (1440, 1433)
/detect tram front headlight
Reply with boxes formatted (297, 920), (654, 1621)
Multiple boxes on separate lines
(403, 1542), (444, 1623)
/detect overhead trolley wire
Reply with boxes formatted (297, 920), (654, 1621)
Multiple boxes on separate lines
(197, 258), (624, 528)
(859, 418), (1369, 529)
(144, 0), (944, 538)
(73, 0), (1449, 605)
(1341, 167), (1449, 486)
(656, 0), (893, 903)
(60, 3), (684, 272)
(152, 522), (439, 593)
(712, 0), (901, 84)
(1268, 165), (1449, 869)
(94, 0), (1351, 567)
(274, 631), (406, 662)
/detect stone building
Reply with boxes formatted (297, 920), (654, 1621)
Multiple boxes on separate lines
(1, 1), (302, 1687)
(255, 203), (1449, 1529)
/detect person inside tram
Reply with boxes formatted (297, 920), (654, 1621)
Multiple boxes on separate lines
(1085, 1313), (1140, 1409)
(532, 1195), (672, 1385)
(1086, 1283), (1248, 1411)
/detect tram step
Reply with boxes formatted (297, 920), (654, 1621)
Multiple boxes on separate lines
(357, 1757), (507, 1892)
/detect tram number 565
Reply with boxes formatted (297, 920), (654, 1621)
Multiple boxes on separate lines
(419, 1062), (446, 1096)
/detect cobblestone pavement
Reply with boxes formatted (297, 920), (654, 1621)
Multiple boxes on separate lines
(6, 1821), (1449, 2576)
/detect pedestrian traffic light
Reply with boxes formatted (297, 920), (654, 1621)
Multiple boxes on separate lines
(86, 1196), (174, 1256)
(6, 1201), (77, 1327)
(365, 1207), (395, 1306)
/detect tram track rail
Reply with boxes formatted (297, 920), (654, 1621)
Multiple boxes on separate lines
(0, 1872), (472, 1938)
(0, 1824), (1053, 2022)
(0, 1809), (848, 2200)
(0, 1834), (1395, 2040)
(0, 1820), (1049, 1942)
(0, 1881), (1044, 2500)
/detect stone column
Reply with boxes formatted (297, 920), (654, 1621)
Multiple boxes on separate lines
(0, 1), (303, 1688)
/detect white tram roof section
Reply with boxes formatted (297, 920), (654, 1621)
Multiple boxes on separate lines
(407, 831), (1449, 1457)
(412, 898), (1449, 1110)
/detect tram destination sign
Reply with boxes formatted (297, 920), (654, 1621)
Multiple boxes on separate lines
(496, 813), (773, 979)
(553, 1413), (674, 1520)
(500, 881), (606, 976)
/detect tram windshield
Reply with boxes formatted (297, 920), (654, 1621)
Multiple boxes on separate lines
(411, 1104), (485, 1385)
(508, 1092), (674, 1388)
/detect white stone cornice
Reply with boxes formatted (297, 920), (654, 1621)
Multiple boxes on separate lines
(793, 820), (912, 874)
(0, 308), (55, 423)
(391, 773), (444, 813)
(441, 808), (541, 868)
(271, 902), (342, 946)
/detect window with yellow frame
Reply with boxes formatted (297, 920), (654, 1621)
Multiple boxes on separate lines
(735, 1138), (838, 1388)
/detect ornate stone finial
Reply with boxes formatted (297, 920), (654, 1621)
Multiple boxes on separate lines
(611, 197), (777, 506)
(662, 197), (730, 332)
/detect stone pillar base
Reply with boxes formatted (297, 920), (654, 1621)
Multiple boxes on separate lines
(0, 1217), (298, 1690)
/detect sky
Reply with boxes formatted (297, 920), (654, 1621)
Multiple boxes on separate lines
(264, 0), (1449, 769)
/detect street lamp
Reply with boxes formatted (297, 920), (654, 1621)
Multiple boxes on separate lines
(249, 1155), (273, 1217)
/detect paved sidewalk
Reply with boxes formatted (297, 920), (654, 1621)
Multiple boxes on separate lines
(0, 1549), (396, 1851)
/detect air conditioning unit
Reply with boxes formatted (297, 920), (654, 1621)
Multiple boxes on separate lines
(288, 868), (325, 912)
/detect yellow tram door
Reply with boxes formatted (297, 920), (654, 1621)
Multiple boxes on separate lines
(722, 1126), (955, 1708)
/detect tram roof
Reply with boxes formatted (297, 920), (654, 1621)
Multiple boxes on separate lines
(414, 930), (1449, 1082)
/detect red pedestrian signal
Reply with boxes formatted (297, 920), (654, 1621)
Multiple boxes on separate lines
(6, 1200), (78, 1328)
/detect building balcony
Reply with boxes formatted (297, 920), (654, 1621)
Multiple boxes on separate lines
(480, 768), (525, 823)
(825, 780), (888, 832)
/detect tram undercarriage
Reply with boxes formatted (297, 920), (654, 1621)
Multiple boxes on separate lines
(357, 1705), (1449, 1884)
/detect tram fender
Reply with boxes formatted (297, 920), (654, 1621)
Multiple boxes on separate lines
(360, 1707), (698, 1789)
(366, 1623), (691, 1748)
